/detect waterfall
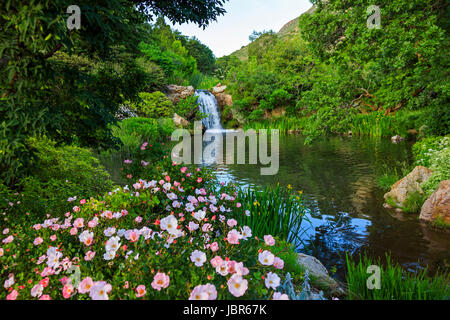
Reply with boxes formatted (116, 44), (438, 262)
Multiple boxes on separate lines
(195, 90), (223, 130)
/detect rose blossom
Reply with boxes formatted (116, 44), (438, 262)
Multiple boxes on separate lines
(273, 292), (289, 300)
(135, 285), (146, 298)
(227, 219), (238, 228)
(210, 242), (219, 253)
(151, 273), (170, 291)
(210, 256), (223, 269)
(264, 235), (275, 246)
(226, 229), (242, 245)
(78, 277), (94, 294)
(31, 284), (44, 298)
(273, 257), (285, 270)
(227, 274), (248, 298)
(265, 272), (281, 290)
(258, 250), (275, 266)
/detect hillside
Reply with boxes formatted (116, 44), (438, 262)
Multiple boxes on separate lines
(229, 5), (315, 61)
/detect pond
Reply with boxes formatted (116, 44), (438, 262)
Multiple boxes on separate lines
(101, 133), (450, 282)
(204, 134), (450, 281)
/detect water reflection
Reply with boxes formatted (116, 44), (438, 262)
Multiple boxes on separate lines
(204, 134), (450, 280)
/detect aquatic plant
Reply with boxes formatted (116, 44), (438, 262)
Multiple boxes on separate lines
(346, 254), (450, 300)
(229, 185), (307, 245)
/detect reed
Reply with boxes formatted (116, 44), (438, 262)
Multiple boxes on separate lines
(346, 254), (450, 300)
(244, 117), (307, 134)
(232, 184), (307, 245)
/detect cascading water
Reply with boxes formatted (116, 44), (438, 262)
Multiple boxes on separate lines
(195, 90), (223, 130)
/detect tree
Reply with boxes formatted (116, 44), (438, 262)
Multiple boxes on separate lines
(0, 0), (228, 184)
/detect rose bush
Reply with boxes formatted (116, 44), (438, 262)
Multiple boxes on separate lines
(1, 158), (295, 300)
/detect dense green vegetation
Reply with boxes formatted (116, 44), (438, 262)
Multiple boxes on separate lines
(346, 254), (450, 300)
(0, 0), (226, 186)
(217, 0), (449, 142)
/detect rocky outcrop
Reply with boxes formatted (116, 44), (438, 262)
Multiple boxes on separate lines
(420, 180), (450, 225)
(211, 83), (232, 111)
(165, 85), (195, 104)
(296, 253), (346, 297)
(173, 113), (189, 127)
(384, 166), (433, 208)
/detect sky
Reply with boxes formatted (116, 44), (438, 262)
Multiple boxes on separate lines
(171, 0), (313, 58)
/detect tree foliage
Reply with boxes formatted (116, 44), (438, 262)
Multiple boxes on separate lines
(218, 0), (449, 138)
(0, 0), (226, 185)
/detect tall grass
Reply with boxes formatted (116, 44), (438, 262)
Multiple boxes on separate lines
(376, 161), (411, 191)
(350, 110), (427, 137)
(231, 184), (307, 245)
(346, 254), (450, 300)
(350, 112), (398, 137)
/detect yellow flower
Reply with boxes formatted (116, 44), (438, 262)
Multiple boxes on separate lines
(254, 201), (260, 206)
(287, 184), (292, 189)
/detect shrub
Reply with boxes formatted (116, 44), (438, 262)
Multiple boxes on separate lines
(111, 118), (159, 154)
(1, 138), (114, 222)
(111, 117), (175, 153)
(233, 98), (255, 116)
(0, 163), (303, 300)
(174, 96), (202, 122)
(248, 109), (265, 122)
(135, 58), (167, 92)
(426, 105), (450, 136)
(421, 148), (450, 197)
(413, 136), (450, 196)
(131, 92), (174, 118)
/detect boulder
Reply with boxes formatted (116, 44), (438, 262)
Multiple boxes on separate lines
(166, 85), (195, 104)
(212, 83), (227, 94)
(420, 180), (450, 225)
(391, 135), (404, 143)
(173, 113), (189, 127)
(296, 253), (346, 297)
(211, 84), (233, 111)
(384, 166), (433, 208)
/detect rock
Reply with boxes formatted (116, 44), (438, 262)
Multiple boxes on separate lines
(383, 203), (393, 209)
(212, 84), (227, 94)
(173, 113), (189, 127)
(296, 253), (346, 297)
(384, 166), (433, 208)
(165, 85), (195, 104)
(420, 180), (450, 225)
(211, 84), (233, 111)
(391, 135), (404, 143)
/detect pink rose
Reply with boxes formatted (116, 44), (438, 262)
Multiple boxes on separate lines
(210, 256), (223, 268)
(210, 242), (219, 253)
(6, 290), (18, 300)
(151, 273), (170, 291)
(227, 219), (238, 228)
(136, 285), (146, 298)
(264, 235), (275, 246)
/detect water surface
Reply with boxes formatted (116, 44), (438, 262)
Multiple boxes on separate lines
(205, 134), (450, 280)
